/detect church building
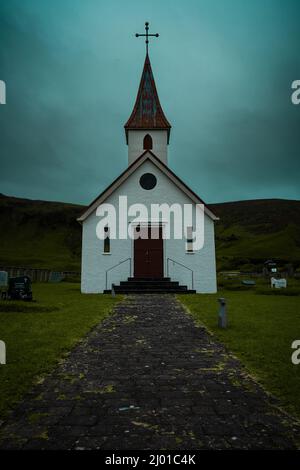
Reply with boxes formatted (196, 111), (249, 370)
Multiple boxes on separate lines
(78, 29), (218, 294)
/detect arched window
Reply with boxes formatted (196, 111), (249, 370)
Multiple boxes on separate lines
(186, 226), (194, 253)
(103, 226), (110, 253)
(143, 134), (153, 150)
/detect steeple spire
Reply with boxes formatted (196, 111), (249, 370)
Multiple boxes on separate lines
(124, 52), (171, 143)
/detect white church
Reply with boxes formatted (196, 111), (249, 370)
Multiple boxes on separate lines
(78, 31), (218, 294)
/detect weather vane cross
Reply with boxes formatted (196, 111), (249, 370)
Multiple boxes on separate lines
(135, 22), (159, 54)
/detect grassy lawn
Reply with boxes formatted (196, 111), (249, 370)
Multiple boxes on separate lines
(0, 283), (121, 418)
(179, 289), (300, 420)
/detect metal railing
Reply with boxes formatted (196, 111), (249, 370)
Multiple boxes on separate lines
(167, 258), (194, 290)
(105, 258), (131, 290)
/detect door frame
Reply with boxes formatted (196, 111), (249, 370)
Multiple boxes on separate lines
(130, 221), (166, 278)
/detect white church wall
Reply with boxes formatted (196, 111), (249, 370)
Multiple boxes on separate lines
(81, 216), (132, 293)
(81, 159), (217, 294)
(166, 216), (217, 293)
(169, 213), (216, 293)
(128, 130), (168, 165)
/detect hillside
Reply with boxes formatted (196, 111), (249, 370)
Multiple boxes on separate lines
(210, 199), (300, 271)
(0, 194), (83, 271)
(0, 194), (299, 272)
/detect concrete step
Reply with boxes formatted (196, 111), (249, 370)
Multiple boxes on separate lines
(120, 281), (180, 288)
(104, 277), (195, 295)
(127, 277), (171, 282)
(104, 288), (196, 294)
(115, 286), (187, 292)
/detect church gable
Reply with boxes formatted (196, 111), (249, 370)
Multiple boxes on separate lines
(88, 158), (200, 216)
(78, 151), (218, 223)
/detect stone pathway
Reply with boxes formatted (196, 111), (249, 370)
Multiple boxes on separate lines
(0, 294), (299, 450)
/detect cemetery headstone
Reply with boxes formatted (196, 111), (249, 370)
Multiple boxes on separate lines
(242, 280), (256, 286)
(49, 272), (64, 283)
(0, 340), (6, 365)
(271, 277), (287, 289)
(7, 276), (33, 301)
(0, 271), (8, 299)
(0, 271), (8, 287)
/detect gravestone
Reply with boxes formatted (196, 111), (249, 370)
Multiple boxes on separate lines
(0, 271), (8, 298)
(0, 271), (8, 287)
(49, 272), (64, 283)
(271, 277), (287, 289)
(0, 340), (6, 365)
(242, 280), (256, 286)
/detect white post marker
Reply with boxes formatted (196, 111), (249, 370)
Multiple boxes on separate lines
(0, 340), (6, 365)
(0, 80), (6, 104)
(291, 340), (300, 365)
(218, 298), (227, 328)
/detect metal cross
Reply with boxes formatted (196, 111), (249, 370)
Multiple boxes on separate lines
(135, 22), (159, 54)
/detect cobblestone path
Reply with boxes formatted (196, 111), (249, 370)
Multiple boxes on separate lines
(0, 294), (299, 450)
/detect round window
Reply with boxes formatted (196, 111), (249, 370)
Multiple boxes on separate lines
(139, 173), (157, 190)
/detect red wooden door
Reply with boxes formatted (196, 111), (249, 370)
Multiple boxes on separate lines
(134, 226), (163, 278)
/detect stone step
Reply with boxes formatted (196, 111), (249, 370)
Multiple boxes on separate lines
(104, 289), (196, 294)
(115, 286), (187, 292)
(120, 281), (180, 288)
(104, 276), (195, 295)
(127, 277), (171, 282)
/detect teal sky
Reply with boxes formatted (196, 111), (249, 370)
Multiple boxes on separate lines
(0, 0), (299, 204)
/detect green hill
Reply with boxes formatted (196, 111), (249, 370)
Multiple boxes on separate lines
(210, 199), (300, 271)
(0, 194), (299, 272)
(0, 194), (83, 271)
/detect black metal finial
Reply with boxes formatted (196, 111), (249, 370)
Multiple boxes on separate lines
(135, 21), (159, 54)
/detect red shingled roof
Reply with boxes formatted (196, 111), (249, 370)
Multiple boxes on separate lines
(124, 53), (171, 143)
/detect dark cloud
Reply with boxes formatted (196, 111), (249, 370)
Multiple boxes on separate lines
(0, 0), (299, 204)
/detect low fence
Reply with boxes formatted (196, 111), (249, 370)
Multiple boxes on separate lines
(0, 266), (80, 283)
(219, 271), (300, 279)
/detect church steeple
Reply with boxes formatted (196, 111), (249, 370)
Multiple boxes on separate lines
(125, 53), (171, 140)
(125, 51), (171, 166)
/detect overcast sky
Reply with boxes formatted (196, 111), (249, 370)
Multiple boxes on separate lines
(0, 0), (299, 205)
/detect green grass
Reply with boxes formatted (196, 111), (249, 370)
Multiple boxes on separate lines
(0, 283), (121, 417)
(179, 290), (300, 420)
(256, 287), (300, 296)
